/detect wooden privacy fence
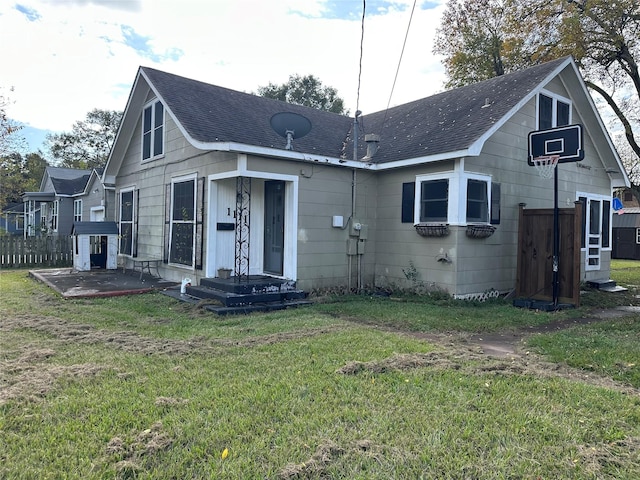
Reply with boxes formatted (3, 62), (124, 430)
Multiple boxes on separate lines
(515, 205), (582, 307)
(0, 235), (73, 268)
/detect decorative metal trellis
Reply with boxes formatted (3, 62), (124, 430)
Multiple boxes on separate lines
(234, 176), (251, 281)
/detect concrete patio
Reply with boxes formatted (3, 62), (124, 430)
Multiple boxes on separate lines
(29, 268), (179, 299)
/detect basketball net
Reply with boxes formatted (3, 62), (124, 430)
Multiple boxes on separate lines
(532, 155), (560, 179)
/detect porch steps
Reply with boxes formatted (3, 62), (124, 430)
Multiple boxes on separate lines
(586, 278), (628, 293)
(164, 275), (311, 315)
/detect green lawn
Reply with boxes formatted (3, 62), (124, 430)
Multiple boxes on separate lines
(1, 268), (639, 479)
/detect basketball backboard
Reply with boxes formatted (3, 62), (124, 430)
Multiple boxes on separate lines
(528, 124), (584, 165)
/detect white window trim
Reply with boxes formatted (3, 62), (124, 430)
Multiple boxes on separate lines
(141, 99), (165, 163)
(39, 202), (47, 232)
(51, 200), (59, 232)
(577, 191), (612, 273)
(414, 171), (492, 225)
(169, 173), (197, 269)
(577, 191), (612, 252)
(119, 186), (136, 256)
(537, 89), (572, 129)
(636, 228), (640, 245)
(74, 199), (82, 223)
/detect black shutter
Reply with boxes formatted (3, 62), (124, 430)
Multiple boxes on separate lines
(490, 183), (501, 225)
(195, 177), (205, 270)
(578, 196), (587, 248)
(602, 200), (610, 248)
(133, 189), (139, 257)
(164, 183), (171, 263)
(401, 182), (415, 223)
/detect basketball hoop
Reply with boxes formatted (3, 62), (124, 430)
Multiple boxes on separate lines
(532, 155), (560, 179)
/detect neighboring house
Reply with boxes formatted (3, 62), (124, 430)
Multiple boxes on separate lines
(82, 168), (113, 222)
(22, 166), (108, 237)
(102, 56), (628, 298)
(615, 187), (639, 209)
(613, 207), (640, 260)
(0, 202), (25, 235)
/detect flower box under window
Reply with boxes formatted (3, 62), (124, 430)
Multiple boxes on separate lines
(466, 224), (496, 239)
(415, 223), (450, 237)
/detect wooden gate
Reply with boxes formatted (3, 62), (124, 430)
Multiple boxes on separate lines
(515, 205), (582, 306)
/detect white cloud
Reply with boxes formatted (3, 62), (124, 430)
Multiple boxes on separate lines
(1, 0), (447, 134)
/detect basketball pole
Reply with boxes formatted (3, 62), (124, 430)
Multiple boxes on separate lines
(552, 164), (559, 308)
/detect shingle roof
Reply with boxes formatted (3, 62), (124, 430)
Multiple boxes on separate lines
(142, 67), (354, 159)
(44, 167), (92, 196)
(613, 209), (640, 229)
(51, 174), (91, 196)
(360, 57), (568, 163)
(2, 202), (24, 214)
(140, 57), (569, 165)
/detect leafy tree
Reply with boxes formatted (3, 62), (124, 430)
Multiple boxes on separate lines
(257, 74), (348, 115)
(0, 152), (48, 210)
(46, 109), (122, 170)
(0, 88), (26, 157)
(434, 0), (511, 88)
(434, 0), (640, 175)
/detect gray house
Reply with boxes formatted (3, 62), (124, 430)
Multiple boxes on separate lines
(102, 56), (628, 299)
(0, 202), (25, 235)
(613, 207), (640, 260)
(22, 166), (109, 237)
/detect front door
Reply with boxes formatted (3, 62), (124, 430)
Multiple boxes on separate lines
(264, 180), (285, 275)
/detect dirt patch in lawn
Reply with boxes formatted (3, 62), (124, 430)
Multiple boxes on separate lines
(336, 346), (640, 397)
(0, 344), (107, 405)
(0, 314), (344, 357)
(577, 436), (640, 476)
(278, 439), (402, 480)
(2, 303), (346, 355)
(334, 306), (640, 395)
(104, 421), (173, 477)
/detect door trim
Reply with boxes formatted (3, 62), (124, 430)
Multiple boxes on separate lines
(207, 169), (298, 280)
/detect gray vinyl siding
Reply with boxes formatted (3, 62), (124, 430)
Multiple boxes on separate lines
(372, 89), (614, 297)
(110, 64), (618, 294)
(53, 198), (71, 236)
(296, 165), (353, 288)
(246, 157), (377, 290)
(374, 162), (458, 294)
(81, 177), (105, 221)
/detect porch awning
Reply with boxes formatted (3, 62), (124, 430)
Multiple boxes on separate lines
(71, 221), (119, 236)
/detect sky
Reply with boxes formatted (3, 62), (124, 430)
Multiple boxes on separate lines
(0, 0), (448, 152)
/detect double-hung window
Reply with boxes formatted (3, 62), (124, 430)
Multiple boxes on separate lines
(74, 199), (82, 223)
(39, 202), (47, 234)
(420, 179), (449, 222)
(51, 200), (59, 232)
(142, 100), (164, 161)
(412, 172), (499, 225)
(169, 175), (196, 267)
(119, 188), (136, 256)
(538, 92), (571, 130)
(466, 179), (488, 223)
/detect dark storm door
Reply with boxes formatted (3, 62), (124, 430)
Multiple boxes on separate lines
(90, 235), (108, 269)
(264, 180), (285, 275)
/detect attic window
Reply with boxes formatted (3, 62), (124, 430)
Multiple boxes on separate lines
(142, 100), (164, 161)
(538, 92), (571, 130)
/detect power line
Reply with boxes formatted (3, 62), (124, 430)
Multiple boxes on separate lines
(379, 0), (417, 131)
(355, 0), (366, 115)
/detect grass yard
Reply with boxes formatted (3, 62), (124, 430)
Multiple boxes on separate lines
(1, 266), (639, 479)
